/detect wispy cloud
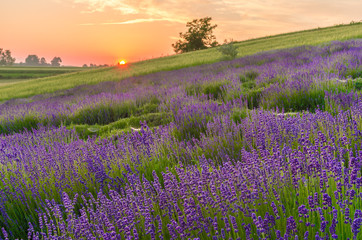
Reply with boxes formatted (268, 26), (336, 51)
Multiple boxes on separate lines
(169, 36), (180, 40)
(72, 0), (138, 14)
(102, 18), (185, 25)
(80, 18), (184, 26)
(66, 0), (362, 39)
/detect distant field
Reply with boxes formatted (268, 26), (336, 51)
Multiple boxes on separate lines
(0, 22), (361, 102)
(0, 66), (84, 86)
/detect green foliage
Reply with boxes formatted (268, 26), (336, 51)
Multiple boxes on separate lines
(345, 67), (362, 79)
(245, 87), (264, 109)
(262, 81), (354, 113)
(267, 88), (325, 112)
(239, 70), (259, 83)
(242, 81), (256, 89)
(202, 81), (229, 100)
(70, 99), (160, 126)
(0, 98), (162, 135)
(231, 108), (249, 123)
(172, 114), (211, 141)
(186, 80), (229, 100)
(135, 95), (160, 108)
(185, 84), (203, 96)
(172, 17), (219, 53)
(70, 112), (172, 139)
(0, 67), (82, 82)
(0, 115), (40, 134)
(71, 102), (137, 125)
(354, 78), (362, 90)
(218, 41), (239, 59)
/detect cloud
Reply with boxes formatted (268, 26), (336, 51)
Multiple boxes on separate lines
(80, 18), (184, 26)
(65, 0), (362, 39)
(169, 36), (180, 40)
(102, 18), (185, 25)
(72, 0), (138, 14)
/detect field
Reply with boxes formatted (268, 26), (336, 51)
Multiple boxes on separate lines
(0, 24), (362, 239)
(0, 22), (361, 102)
(0, 67), (84, 87)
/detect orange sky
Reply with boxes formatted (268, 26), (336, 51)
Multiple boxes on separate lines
(1, 0), (361, 66)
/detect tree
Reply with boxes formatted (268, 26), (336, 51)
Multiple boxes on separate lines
(0, 48), (15, 66)
(51, 57), (62, 67)
(25, 55), (40, 66)
(40, 57), (47, 66)
(172, 17), (219, 54)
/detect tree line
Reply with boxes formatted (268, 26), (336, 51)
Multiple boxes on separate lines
(0, 49), (62, 67)
(23, 55), (62, 67)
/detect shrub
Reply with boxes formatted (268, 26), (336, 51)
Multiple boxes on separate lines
(218, 41), (239, 59)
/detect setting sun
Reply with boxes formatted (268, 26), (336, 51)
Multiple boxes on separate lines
(119, 60), (126, 65)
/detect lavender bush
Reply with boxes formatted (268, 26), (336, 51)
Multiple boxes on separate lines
(0, 40), (362, 239)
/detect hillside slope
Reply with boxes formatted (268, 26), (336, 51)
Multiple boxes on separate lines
(0, 22), (361, 102)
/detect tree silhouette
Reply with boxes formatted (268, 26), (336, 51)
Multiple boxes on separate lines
(51, 57), (62, 67)
(40, 57), (47, 66)
(25, 55), (40, 66)
(0, 49), (15, 65)
(172, 17), (219, 53)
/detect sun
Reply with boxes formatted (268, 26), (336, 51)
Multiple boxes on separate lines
(118, 60), (126, 65)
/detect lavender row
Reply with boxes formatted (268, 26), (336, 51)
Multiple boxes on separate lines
(0, 40), (361, 133)
(0, 40), (361, 239)
(0, 96), (362, 238)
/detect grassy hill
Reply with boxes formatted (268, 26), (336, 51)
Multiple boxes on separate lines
(0, 23), (362, 239)
(0, 66), (83, 86)
(0, 22), (361, 102)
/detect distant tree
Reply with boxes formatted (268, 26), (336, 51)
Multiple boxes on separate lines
(82, 64), (88, 68)
(0, 48), (16, 65)
(172, 17), (219, 54)
(4, 50), (15, 65)
(25, 55), (40, 66)
(40, 57), (48, 66)
(51, 57), (62, 67)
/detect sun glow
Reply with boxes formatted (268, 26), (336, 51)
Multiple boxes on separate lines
(119, 60), (126, 65)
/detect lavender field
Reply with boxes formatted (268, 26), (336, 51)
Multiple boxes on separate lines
(1, 40), (362, 239)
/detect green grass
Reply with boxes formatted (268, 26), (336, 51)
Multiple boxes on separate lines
(0, 66), (83, 79)
(68, 112), (172, 139)
(0, 79), (29, 86)
(0, 66), (84, 88)
(0, 23), (361, 102)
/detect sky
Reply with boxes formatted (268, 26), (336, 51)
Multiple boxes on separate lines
(0, 0), (361, 66)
